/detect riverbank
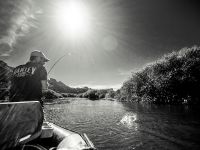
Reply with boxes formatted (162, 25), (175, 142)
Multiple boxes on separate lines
(44, 97), (118, 105)
(115, 46), (200, 105)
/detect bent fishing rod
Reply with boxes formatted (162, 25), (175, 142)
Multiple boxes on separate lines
(47, 52), (69, 75)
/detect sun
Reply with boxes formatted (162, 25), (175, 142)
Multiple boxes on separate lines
(54, 1), (90, 37)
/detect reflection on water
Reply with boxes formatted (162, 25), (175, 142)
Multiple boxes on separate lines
(44, 99), (200, 150)
(119, 113), (138, 130)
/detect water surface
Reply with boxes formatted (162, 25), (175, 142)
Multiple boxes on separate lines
(44, 98), (200, 150)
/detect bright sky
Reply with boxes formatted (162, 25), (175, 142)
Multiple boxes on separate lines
(1, 0), (200, 89)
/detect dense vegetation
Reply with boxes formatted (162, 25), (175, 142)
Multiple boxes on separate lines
(116, 46), (200, 104)
(48, 78), (115, 100)
(78, 89), (114, 100)
(45, 88), (115, 100)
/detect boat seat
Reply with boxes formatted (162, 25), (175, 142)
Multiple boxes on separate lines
(0, 101), (44, 150)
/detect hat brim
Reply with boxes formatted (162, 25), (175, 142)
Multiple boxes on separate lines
(40, 57), (49, 62)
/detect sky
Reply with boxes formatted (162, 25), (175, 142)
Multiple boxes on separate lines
(1, 0), (200, 89)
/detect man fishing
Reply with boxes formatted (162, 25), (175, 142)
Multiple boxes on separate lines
(10, 50), (49, 106)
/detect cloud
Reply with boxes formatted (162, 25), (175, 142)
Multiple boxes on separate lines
(0, 0), (40, 57)
(0, 43), (12, 57)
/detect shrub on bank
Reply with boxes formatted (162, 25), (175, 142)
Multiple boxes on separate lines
(78, 89), (114, 100)
(118, 46), (200, 104)
(44, 89), (63, 99)
(62, 93), (77, 98)
(83, 89), (99, 100)
(105, 90), (116, 99)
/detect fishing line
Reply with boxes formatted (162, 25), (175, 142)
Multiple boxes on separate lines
(47, 52), (69, 75)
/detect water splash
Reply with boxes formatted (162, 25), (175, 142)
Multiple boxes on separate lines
(119, 113), (138, 130)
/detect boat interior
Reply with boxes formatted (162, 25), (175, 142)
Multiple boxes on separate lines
(0, 101), (96, 150)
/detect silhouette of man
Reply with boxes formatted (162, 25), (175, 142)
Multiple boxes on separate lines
(10, 50), (49, 106)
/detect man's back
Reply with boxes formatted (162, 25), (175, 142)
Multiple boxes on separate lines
(10, 62), (47, 102)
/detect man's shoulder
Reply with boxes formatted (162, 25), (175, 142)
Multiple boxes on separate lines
(36, 65), (47, 80)
(35, 65), (47, 77)
(14, 64), (25, 70)
(37, 65), (47, 71)
(14, 62), (33, 69)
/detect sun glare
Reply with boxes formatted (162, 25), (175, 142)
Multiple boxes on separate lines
(54, 1), (90, 37)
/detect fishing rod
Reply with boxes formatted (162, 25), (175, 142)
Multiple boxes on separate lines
(47, 52), (69, 75)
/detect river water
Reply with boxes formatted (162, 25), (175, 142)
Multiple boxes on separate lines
(44, 98), (200, 150)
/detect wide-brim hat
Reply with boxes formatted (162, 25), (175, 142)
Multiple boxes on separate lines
(30, 50), (50, 62)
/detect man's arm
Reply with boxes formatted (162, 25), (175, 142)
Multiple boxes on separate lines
(38, 66), (48, 96)
(41, 80), (48, 94)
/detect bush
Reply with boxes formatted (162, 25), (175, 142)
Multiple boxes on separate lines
(44, 89), (63, 99)
(105, 90), (116, 99)
(79, 89), (113, 100)
(62, 93), (77, 98)
(119, 46), (200, 104)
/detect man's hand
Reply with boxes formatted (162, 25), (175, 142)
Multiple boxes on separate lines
(42, 89), (48, 94)
(41, 80), (48, 100)
(41, 80), (48, 91)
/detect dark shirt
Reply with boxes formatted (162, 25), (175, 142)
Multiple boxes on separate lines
(10, 62), (47, 102)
